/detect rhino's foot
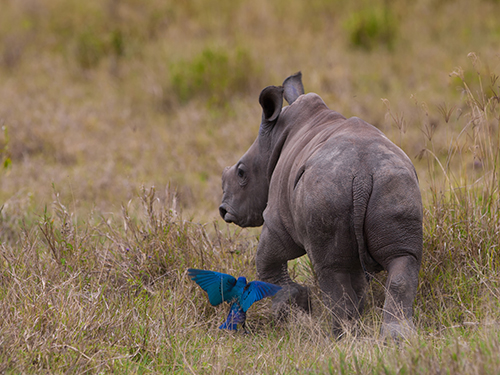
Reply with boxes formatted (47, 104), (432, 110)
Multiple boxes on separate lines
(381, 320), (416, 343)
(331, 319), (362, 341)
(272, 283), (311, 321)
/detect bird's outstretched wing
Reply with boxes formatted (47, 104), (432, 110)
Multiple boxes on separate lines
(188, 268), (237, 306)
(219, 302), (246, 331)
(240, 281), (282, 312)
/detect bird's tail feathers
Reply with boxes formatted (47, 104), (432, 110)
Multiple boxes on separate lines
(219, 303), (246, 331)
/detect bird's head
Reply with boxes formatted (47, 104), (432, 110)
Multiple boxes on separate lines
(236, 276), (247, 286)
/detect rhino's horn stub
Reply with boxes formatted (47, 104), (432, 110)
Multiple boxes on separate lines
(259, 85), (284, 123)
(283, 71), (304, 105)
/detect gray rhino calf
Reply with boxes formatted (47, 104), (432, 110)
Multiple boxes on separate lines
(219, 72), (422, 339)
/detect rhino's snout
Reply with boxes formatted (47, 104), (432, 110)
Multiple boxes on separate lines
(219, 203), (236, 223)
(219, 205), (229, 221)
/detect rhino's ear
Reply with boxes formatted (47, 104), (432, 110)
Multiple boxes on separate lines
(283, 71), (304, 105)
(259, 85), (284, 123)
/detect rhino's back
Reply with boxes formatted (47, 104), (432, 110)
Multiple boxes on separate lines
(277, 114), (416, 195)
(266, 110), (421, 258)
(307, 117), (415, 178)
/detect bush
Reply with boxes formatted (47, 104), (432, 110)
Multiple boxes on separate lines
(0, 125), (11, 172)
(170, 47), (260, 106)
(343, 5), (398, 51)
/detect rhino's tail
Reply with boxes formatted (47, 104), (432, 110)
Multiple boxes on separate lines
(352, 174), (383, 281)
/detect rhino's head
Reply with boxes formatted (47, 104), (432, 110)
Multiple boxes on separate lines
(219, 72), (304, 227)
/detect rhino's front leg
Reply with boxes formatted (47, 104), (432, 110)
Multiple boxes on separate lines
(256, 225), (311, 318)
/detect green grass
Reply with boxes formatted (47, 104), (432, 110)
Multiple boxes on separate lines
(1, 0), (500, 373)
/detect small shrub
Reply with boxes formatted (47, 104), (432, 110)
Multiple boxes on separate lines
(0, 125), (11, 172)
(169, 47), (260, 106)
(75, 29), (108, 69)
(74, 27), (125, 69)
(73, 28), (127, 70)
(1, 32), (28, 69)
(343, 5), (398, 51)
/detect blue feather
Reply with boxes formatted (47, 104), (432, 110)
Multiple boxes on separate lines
(219, 302), (246, 331)
(188, 269), (237, 306)
(240, 281), (282, 312)
(188, 268), (282, 330)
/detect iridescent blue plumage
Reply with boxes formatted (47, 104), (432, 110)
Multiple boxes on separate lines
(219, 302), (246, 330)
(188, 268), (282, 331)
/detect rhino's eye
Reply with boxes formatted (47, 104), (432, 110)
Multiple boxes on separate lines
(236, 165), (247, 186)
(237, 168), (245, 179)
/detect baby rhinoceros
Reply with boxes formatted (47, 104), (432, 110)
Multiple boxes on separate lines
(219, 72), (423, 340)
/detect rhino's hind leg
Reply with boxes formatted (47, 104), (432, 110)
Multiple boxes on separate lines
(381, 255), (419, 340)
(317, 270), (367, 339)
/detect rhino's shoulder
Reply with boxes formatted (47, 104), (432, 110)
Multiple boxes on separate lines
(341, 116), (389, 138)
(296, 92), (326, 105)
(283, 93), (345, 126)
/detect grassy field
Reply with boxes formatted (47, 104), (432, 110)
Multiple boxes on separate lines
(1, 0), (500, 373)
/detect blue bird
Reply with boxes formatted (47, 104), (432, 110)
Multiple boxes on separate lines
(188, 268), (282, 332)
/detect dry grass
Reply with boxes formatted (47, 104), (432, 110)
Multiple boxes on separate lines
(1, 0), (500, 373)
(1, 180), (500, 373)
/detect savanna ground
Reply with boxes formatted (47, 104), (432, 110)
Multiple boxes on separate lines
(0, 0), (500, 373)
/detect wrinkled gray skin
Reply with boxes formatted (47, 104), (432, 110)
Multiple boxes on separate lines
(219, 72), (423, 340)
